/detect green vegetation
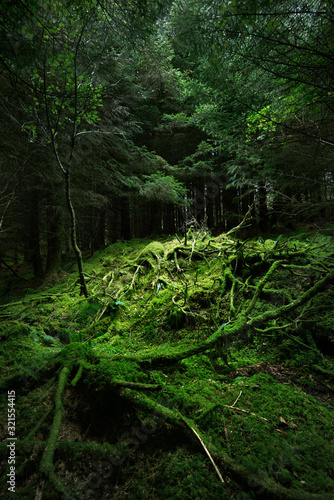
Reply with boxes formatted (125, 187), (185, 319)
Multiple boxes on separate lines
(0, 229), (333, 499)
(0, 1), (333, 498)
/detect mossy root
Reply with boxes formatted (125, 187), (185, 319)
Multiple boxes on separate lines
(39, 364), (71, 497)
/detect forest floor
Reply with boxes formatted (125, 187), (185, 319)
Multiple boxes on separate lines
(0, 227), (334, 499)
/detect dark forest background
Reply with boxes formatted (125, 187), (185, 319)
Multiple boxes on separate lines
(1, 0), (333, 281)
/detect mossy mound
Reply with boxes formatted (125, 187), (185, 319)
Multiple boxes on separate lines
(0, 230), (333, 499)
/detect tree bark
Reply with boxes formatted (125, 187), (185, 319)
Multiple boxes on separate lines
(258, 184), (268, 231)
(120, 196), (131, 240)
(91, 209), (106, 252)
(148, 200), (162, 235)
(45, 197), (63, 275)
(65, 171), (88, 297)
(223, 185), (238, 230)
(163, 203), (176, 234)
(27, 191), (44, 279)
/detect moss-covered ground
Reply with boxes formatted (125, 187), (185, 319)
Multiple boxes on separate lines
(0, 229), (333, 499)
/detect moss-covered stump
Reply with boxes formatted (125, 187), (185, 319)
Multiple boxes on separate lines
(0, 231), (333, 498)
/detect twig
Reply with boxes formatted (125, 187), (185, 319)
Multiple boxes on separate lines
(223, 404), (268, 422)
(174, 251), (181, 272)
(130, 265), (141, 290)
(190, 425), (225, 484)
(226, 204), (254, 237)
(231, 390), (242, 408)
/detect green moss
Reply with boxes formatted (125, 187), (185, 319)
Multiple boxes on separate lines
(1, 232), (334, 498)
(164, 307), (186, 329)
(117, 447), (231, 500)
(59, 342), (94, 364)
(0, 321), (32, 339)
(134, 241), (165, 263)
(82, 358), (149, 389)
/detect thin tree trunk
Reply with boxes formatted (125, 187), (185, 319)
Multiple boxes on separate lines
(120, 196), (131, 240)
(65, 170), (88, 297)
(223, 186), (238, 230)
(258, 184), (268, 231)
(45, 199), (62, 275)
(28, 192), (44, 279)
(149, 200), (162, 235)
(206, 197), (214, 230)
(163, 204), (175, 234)
(92, 209), (106, 252)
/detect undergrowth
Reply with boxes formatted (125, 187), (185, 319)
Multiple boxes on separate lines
(0, 230), (333, 499)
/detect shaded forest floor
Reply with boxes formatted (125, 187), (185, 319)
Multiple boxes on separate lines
(0, 227), (334, 499)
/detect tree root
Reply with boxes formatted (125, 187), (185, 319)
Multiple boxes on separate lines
(112, 379), (162, 391)
(25, 406), (55, 442)
(245, 259), (283, 315)
(70, 363), (83, 387)
(174, 250), (181, 272)
(39, 364), (71, 497)
(112, 266), (334, 368)
(249, 267), (334, 325)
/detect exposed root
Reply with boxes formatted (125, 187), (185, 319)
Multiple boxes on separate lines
(1, 232), (333, 499)
(112, 266), (334, 368)
(245, 259), (283, 316)
(112, 379), (161, 391)
(39, 364), (71, 497)
(70, 363), (83, 387)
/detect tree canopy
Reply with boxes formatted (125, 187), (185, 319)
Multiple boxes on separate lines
(1, 0), (333, 282)
(0, 1), (334, 499)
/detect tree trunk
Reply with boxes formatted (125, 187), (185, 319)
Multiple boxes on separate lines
(65, 171), (88, 297)
(214, 185), (222, 232)
(28, 192), (44, 279)
(108, 197), (120, 243)
(45, 199), (63, 275)
(194, 180), (205, 223)
(223, 186), (238, 230)
(258, 184), (268, 231)
(120, 196), (131, 240)
(148, 200), (162, 235)
(206, 196), (214, 230)
(163, 204), (175, 234)
(92, 209), (106, 252)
